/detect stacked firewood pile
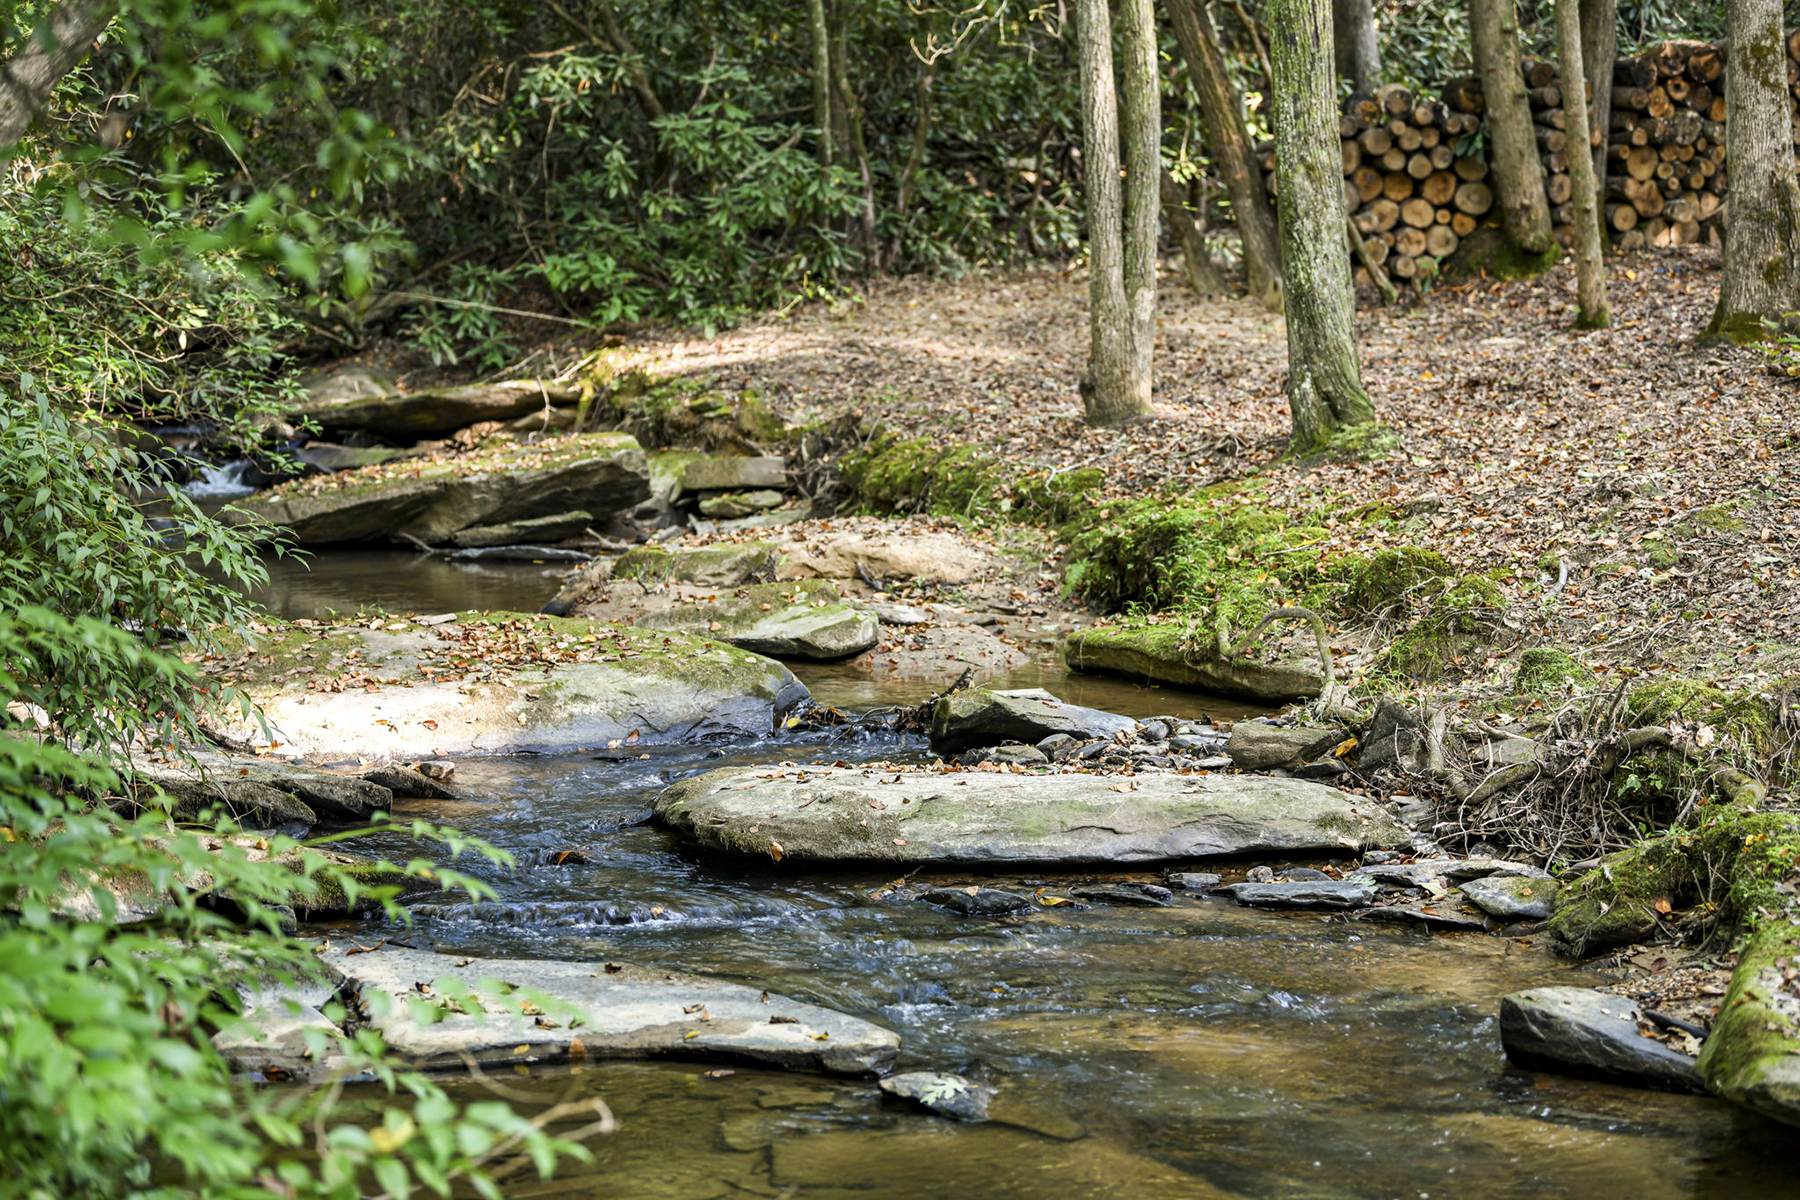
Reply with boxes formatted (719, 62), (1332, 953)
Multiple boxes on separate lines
(1263, 83), (1491, 286)
(1605, 39), (1725, 250)
(1251, 39), (1762, 289)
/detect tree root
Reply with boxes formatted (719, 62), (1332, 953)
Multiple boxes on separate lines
(1217, 606), (1335, 686)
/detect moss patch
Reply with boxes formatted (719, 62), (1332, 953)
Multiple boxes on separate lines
(839, 432), (1106, 523)
(1371, 576), (1507, 682)
(1515, 647), (1592, 694)
(1697, 921), (1800, 1126)
(1550, 806), (1800, 954)
(1628, 679), (1777, 758)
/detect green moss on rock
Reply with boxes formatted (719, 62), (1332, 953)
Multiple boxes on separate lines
(1515, 647), (1592, 694)
(1628, 680), (1776, 757)
(1697, 921), (1800, 1127)
(1373, 576), (1507, 681)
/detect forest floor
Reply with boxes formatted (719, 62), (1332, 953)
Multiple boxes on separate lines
(614, 245), (1800, 693)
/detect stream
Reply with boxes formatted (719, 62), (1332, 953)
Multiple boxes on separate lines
(268, 552), (1792, 1198)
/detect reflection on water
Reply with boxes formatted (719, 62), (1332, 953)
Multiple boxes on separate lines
(324, 745), (1795, 1199)
(249, 549), (566, 619)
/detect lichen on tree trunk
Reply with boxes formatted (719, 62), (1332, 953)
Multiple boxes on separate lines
(1707, 0), (1800, 340)
(1470, 0), (1556, 264)
(1267, 0), (1376, 451)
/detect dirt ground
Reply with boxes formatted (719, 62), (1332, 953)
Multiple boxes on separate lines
(620, 247), (1799, 690)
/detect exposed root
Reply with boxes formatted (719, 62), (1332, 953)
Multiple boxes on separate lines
(1218, 605), (1335, 687)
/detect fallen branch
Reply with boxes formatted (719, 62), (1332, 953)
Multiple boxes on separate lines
(1217, 605), (1335, 686)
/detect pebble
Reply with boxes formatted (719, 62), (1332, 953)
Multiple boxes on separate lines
(1138, 720), (1170, 742)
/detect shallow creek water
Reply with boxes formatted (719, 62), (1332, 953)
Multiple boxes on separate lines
(270, 553), (1792, 1198)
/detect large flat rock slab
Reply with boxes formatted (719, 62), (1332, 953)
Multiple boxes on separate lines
(204, 613), (807, 757)
(317, 946), (897, 1077)
(654, 765), (1405, 864)
(230, 432), (648, 544)
(1064, 620), (1325, 703)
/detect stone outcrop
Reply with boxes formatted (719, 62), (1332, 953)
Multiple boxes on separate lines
(229, 433), (648, 545)
(1064, 621), (1325, 703)
(654, 765), (1406, 864)
(294, 377), (580, 440)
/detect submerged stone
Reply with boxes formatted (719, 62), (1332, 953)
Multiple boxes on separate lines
(654, 766), (1406, 864)
(879, 1071), (995, 1121)
(921, 887), (1032, 916)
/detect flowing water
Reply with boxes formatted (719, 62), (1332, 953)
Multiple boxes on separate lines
(272, 554), (1794, 1198)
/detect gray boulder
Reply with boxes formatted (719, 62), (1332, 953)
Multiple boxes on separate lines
(315, 945), (897, 1077)
(1460, 875), (1557, 921)
(1218, 880), (1374, 909)
(930, 688), (1136, 754)
(1225, 722), (1342, 771)
(698, 489), (785, 518)
(654, 766), (1407, 864)
(879, 1072), (995, 1121)
(1167, 872), (1223, 891)
(131, 749), (391, 826)
(1500, 986), (1703, 1092)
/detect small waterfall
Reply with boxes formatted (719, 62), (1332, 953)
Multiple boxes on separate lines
(182, 460), (259, 500)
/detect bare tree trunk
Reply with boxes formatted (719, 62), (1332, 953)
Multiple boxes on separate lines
(890, 60), (935, 265)
(806, 0), (833, 166)
(827, 4), (877, 269)
(1332, 0), (1381, 92)
(1163, 168), (1228, 297)
(1074, 0), (1153, 425)
(1554, 0), (1609, 326)
(1579, 0), (1617, 247)
(1118, 0), (1159, 408)
(1708, 0), (1800, 339)
(1268, 0), (1375, 449)
(0, 0), (116, 148)
(1165, 0), (1284, 308)
(1470, 0), (1556, 262)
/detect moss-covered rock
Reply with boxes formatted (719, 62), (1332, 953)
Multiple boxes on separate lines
(1549, 807), (1800, 955)
(1327, 547), (1454, 615)
(839, 432), (1106, 523)
(1373, 576), (1507, 681)
(1627, 679), (1777, 757)
(1515, 647), (1592, 694)
(1697, 921), (1800, 1127)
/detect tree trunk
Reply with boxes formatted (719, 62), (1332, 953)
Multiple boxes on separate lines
(1165, 0), (1284, 308)
(1554, 0), (1609, 326)
(1470, 0), (1556, 260)
(1268, 0), (1376, 449)
(1118, 0), (1159, 415)
(1579, 0), (1617, 246)
(1332, 0), (1381, 93)
(1074, 0), (1141, 425)
(1708, 0), (1800, 338)
(0, 0), (117, 148)
(827, 3), (877, 268)
(1163, 168), (1229, 297)
(806, 0), (833, 166)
